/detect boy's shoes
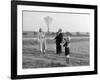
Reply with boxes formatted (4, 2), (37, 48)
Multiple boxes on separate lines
(43, 51), (45, 54)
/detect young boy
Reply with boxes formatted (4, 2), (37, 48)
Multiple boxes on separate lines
(63, 36), (71, 64)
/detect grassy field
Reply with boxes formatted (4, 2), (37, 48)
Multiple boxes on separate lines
(22, 36), (90, 69)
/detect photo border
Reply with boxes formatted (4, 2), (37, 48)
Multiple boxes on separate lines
(11, 0), (98, 79)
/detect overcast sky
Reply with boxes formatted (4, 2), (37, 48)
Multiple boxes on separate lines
(23, 11), (90, 32)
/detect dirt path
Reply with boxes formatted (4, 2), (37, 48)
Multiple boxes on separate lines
(22, 38), (89, 68)
(23, 49), (89, 68)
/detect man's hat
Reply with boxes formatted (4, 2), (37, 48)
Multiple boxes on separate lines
(58, 28), (62, 32)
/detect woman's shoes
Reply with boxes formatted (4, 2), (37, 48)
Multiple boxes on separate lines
(66, 58), (69, 64)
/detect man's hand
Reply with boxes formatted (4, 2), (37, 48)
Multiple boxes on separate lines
(60, 43), (63, 46)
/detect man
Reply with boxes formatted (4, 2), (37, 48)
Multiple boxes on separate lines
(54, 29), (63, 55)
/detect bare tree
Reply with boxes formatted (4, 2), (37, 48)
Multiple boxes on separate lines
(44, 16), (53, 33)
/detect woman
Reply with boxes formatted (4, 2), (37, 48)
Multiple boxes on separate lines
(38, 28), (46, 54)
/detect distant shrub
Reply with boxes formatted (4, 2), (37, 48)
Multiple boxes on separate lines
(23, 40), (38, 45)
(23, 32), (27, 35)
